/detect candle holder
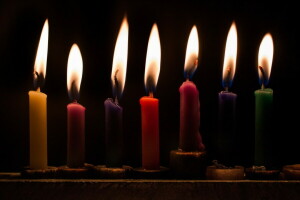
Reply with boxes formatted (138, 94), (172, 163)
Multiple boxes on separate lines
(281, 164), (300, 180)
(245, 166), (280, 180)
(93, 165), (133, 179)
(206, 161), (244, 180)
(21, 166), (58, 178)
(132, 166), (169, 179)
(57, 163), (94, 179)
(169, 150), (207, 179)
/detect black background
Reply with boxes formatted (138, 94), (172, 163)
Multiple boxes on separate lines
(0, 0), (299, 171)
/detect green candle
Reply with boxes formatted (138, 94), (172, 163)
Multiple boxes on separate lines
(254, 33), (274, 166)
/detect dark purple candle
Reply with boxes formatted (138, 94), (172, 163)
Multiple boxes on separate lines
(217, 22), (237, 166)
(104, 17), (128, 167)
(66, 44), (85, 168)
(179, 26), (205, 152)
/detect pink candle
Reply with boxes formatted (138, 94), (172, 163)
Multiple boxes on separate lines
(179, 81), (204, 151)
(66, 44), (85, 168)
(67, 102), (85, 167)
(179, 26), (205, 152)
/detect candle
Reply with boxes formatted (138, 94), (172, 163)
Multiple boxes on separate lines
(254, 33), (274, 166)
(179, 25), (205, 152)
(104, 17), (128, 167)
(28, 19), (49, 170)
(217, 22), (238, 166)
(140, 24), (161, 170)
(66, 44), (86, 168)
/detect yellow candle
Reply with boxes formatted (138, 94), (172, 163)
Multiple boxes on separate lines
(29, 89), (47, 169)
(29, 19), (49, 169)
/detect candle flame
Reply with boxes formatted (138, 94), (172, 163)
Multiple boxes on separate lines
(67, 44), (83, 102)
(33, 19), (49, 90)
(144, 24), (161, 94)
(184, 25), (199, 79)
(258, 33), (273, 87)
(111, 17), (128, 100)
(222, 22), (237, 89)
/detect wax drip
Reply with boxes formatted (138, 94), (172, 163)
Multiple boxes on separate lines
(259, 66), (266, 89)
(213, 160), (229, 169)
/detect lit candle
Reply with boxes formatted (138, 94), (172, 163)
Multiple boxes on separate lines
(28, 19), (49, 170)
(254, 33), (274, 166)
(140, 24), (161, 170)
(66, 44), (86, 168)
(179, 26), (205, 152)
(217, 22), (238, 166)
(104, 17), (128, 167)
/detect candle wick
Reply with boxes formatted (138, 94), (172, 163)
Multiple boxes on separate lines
(114, 69), (119, 93)
(73, 100), (77, 103)
(259, 66), (267, 88)
(225, 87), (229, 92)
(115, 97), (119, 104)
(37, 87), (40, 92)
(149, 92), (154, 98)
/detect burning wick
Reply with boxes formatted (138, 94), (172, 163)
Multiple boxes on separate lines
(114, 69), (119, 104)
(149, 92), (154, 98)
(259, 66), (266, 89)
(185, 59), (198, 81)
(34, 71), (43, 92)
(224, 67), (231, 92)
(70, 81), (78, 103)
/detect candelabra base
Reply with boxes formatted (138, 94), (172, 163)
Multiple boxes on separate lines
(206, 165), (245, 180)
(57, 163), (94, 179)
(245, 166), (280, 180)
(93, 165), (133, 179)
(281, 164), (300, 180)
(169, 150), (207, 179)
(132, 166), (169, 179)
(21, 166), (58, 178)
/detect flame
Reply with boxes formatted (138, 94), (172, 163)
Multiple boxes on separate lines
(144, 24), (161, 93)
(258, 33), (273, 87)
(67, 44), (83, 101)
(184, 25), (199, 79)
(33, 19), (49, 88)
(222, 22), (237, 89)
(111, 17), (128, 99)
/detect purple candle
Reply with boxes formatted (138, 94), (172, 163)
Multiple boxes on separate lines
(104, 17), (128, 167)
(217, 22), (238, 166)
(179, 26), (205, 152)
(66, 44), (85, 168)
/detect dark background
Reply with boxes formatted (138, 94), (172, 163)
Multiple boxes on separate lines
(0, 0), (298, 171)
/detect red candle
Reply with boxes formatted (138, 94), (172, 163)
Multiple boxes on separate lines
(179, 26), (205, 152)
(66, 44), (85, 168)
(140, 24), (161, 170)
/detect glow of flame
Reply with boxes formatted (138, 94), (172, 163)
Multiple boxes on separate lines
(184, 25), (199, 79)
(33, 19), (49, 86)
(258, 33), (273, 87)
(222, 22), (237, 89)
(111, 17), (128, 99)
(67, 44), (83, 100)
(144, 24), (161, 93)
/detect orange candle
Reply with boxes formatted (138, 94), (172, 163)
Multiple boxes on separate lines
(140, 24), (161, 170)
